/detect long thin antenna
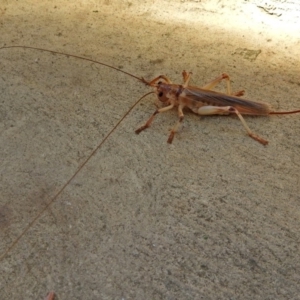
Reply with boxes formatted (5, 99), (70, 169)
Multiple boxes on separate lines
(0, 91), (154, 261)
(0, 45), (144, 82)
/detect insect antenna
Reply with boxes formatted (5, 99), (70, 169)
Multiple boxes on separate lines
(0, 45), (144, 83)
(0, 47), (154, 260)
(0, 91), (155, 261)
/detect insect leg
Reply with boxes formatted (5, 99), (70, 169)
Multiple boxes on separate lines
(145, 75), (172, 86)
(135, 104), (174, 134)
(167, 104), (185, 144)
(181, 71), (245, 95)
(201, 73), (245, 97)
(197, 105), (268, 145)
(182, 70), (192, 87)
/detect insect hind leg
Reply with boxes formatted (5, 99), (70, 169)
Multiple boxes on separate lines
(197, 105), (268, 145)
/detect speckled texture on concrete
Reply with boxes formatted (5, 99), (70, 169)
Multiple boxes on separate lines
(0, 1), (300, 299)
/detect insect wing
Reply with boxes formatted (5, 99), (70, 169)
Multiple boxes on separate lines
(184, 86), (271, 115)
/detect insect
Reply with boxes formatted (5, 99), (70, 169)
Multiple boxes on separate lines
(1, 45), (300, 145)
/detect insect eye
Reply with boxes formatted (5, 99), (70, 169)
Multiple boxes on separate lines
(158, 92), (163, 97)
(158, 81), (162, 85)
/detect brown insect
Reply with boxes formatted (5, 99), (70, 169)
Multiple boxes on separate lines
(1, 45), (300, 146)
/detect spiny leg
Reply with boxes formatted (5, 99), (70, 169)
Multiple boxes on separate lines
(230, 107), (268, 145)
(167, 105), (185, 144)
(135, 104), (174, 134)
(197, 105), (268, 145)
(201, 73), (245, 97)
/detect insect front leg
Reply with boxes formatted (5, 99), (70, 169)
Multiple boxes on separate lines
(201, 73), (245, 97)
(145, 74), (172, 86)
(197, 106), (268, 145)
(167, 104), (185, 144)
(135, 104), (174, 134)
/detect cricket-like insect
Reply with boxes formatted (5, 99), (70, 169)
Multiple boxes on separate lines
(1, 45), (300, 145)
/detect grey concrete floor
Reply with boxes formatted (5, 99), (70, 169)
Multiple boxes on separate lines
(0, 1), (300, 299)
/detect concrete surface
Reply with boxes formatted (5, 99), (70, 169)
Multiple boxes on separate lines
(0, 0), (300, 299)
